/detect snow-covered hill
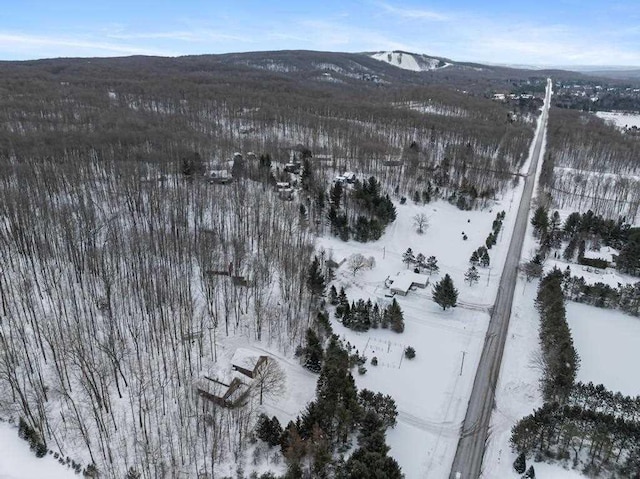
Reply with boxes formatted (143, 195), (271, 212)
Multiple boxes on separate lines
(370, 51), (450, 72)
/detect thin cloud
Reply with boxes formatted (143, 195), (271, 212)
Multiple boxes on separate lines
(0, 32), (175, 57)
(295, 19), (411, 51)
(107, 30), (251, 44)
(377, 2), (449, 21)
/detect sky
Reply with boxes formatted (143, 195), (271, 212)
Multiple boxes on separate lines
(1, 0), (639, 67)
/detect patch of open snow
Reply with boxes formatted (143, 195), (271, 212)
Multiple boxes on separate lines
(595, 111), (640, 130)
(566, 302), (640, 397)
(0, 421), (78, 479)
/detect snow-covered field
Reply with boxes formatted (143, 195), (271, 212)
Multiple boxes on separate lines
(0, 421), (77, 479)
(595, 111), (640, 130)
(566, 302), (640, 397)
(316, 187), (523, 476)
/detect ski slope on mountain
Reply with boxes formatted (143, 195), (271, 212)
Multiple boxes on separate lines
(370, 51), (449, 72)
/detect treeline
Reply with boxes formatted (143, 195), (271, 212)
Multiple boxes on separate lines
(256, 335), (402, 478)
(511, 270), (640, 477)
(534, 270), (580, 403)
(562, 271), (640, 316)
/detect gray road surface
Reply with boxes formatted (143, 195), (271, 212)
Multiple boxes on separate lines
(449, 79), (552, 479)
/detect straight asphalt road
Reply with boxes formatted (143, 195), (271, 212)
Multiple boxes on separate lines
(449, 78), (553, 479)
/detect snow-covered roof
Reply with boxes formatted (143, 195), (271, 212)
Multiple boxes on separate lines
(230, 348), (261, 370)
(583, 246), (618, 263)
(390, 270), (429, 293)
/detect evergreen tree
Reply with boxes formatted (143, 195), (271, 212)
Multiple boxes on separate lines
(328, 285), (338, 305)
(513, 452), (526, 474)
(309, 423), (331, 478)
(330, 181), (343, 209)
(371, 303), (381, 329)
(577, 239), (586, 262)
(433, 274), (458, 310)
(480, 249), (490, 267)
(315, 337), (361, 446)
(257, 413), (281, 446)
(524, 465), (535, 478)
(301, 158), (313, 191)
(304, 328), (324, 373)
(425, 255), (439, 275)
(341, 409), (403, 479)
(469, 250), (480, 266)
(358, 390), (398, 428)
(522, 256), (544, 281)
(617, 231), (640, 275)
(485, 233), (494, 249)
(563, 235), (578, 261)
(385, 299), (405, 333)
(465, 266), (480, 286)
(415, 252), (426, 271)
(531, 206), (549, 238)
(402, 248), (415, 268)
(307, 256), (326, 298)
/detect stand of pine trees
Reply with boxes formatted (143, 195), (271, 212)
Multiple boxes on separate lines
(333, 293), (405, 333)
(327, 176), (397, 242)
(511, 269), (640, 477)
(562, 271), (640, 315)
(260, 335), (402, 478)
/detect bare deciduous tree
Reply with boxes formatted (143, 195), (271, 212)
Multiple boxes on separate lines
(252, 357), (286, 405)
(413, 213), (429, 234)
(347, 254), (375, 276)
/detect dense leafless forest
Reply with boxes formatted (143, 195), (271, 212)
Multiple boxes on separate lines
(541, 107), (640, 222)
(0, 52), (541, 477)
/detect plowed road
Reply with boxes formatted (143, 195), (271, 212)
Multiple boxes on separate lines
(449, 78), (552, 479)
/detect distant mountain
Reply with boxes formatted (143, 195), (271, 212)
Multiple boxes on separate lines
(368, 50), (451, 72)
(581, 69), (640, 80)
(0, 49), (594, 95)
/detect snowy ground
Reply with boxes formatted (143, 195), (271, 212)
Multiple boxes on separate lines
(566, 302), (640, 397)
(595, 111), (640, 130)
(481, 235), (590, 479)
(0, 421), (77, 479)
(315, 186), (524, 476)
(483, 101), (591, 478)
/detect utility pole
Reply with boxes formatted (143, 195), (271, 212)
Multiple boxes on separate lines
(460, 351), (466, 376)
